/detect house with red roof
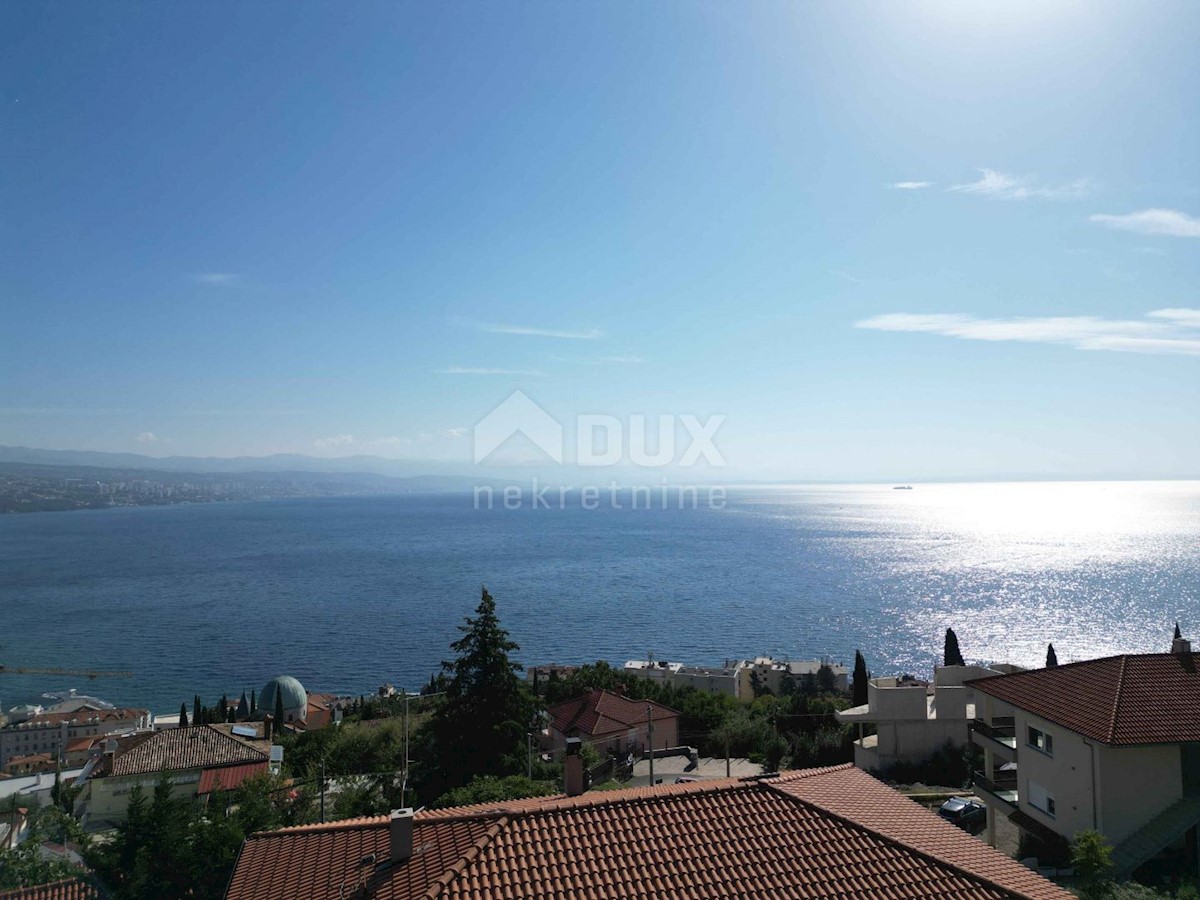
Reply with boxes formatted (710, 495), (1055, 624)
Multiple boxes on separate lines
(224, 762), (1073, 900)
(545, 688), (678, 756)
(968, 633), (1200, 877)
(73, 723), (270, 830)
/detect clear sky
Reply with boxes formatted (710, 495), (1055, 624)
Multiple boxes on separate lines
(3, 1), (1198, 481)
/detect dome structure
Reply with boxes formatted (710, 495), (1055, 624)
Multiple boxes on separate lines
(261, 675), (307, 723)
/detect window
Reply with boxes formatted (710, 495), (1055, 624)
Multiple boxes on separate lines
(1027, 725), (1053, 756)
(1028, 781), (1056, 818)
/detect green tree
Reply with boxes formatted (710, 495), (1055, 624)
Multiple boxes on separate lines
(426, 587), (538, 792)
(1176, 622), (1183, 640)
(815, 664), (837, 694)
(852, 650), (869, 706)
(274, 690), (285, 735)
(250, 689), (257, 714)
(943, 628), (966, 667)
(193, 694), (201, 726)
(1046, 643), (1058, 667)
(0, 798), (86, 890)
(237, 691), (250, 719)
(1072, 829), (1115, 898)
(431, 775), (556, 809)
(179, 702), (189, 728)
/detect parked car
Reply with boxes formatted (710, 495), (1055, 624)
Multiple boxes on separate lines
(937, 797), (986, 834)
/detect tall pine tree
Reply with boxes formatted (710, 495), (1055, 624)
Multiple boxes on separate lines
(178, 703), (189, 728)
(852, 650), (869, 706)
(273, 690), (285, 736)
(428, 587), (537, 791)
(237, 691), (249, 720)
(943, 628), (966, 667)
(1046, 643), (1059, 667)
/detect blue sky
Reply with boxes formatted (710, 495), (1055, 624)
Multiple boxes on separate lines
(3, 1), (1198, 480)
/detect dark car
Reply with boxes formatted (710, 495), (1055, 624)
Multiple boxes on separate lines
(937, 797), (987, 834)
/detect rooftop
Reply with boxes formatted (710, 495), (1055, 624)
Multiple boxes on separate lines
(970, 652), (1200, 745)
(1, 706), (148, 732)
(93, 724), (269, 778)
(227, 765), (1071, 900)
(547, 688), (678, 737)
(0, 879), (101, 900)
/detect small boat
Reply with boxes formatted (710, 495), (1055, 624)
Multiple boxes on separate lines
(893, 485), (913, 490)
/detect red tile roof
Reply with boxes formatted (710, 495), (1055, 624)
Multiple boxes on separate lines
(0, 879), (101, 900)
(1, 708), (147, 731)
(225, 765), (1072, 900)
(198, 761), (270, 795)
(95, 725), (269, 778)
(547, 689), (678, 738)
(970, 652), (1200, 745)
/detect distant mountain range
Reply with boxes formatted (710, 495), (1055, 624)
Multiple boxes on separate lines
(0, 445), (488, 492)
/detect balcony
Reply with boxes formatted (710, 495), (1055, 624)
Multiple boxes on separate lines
(972, 769), (1018, 809)
(971, 718), (1017, 759)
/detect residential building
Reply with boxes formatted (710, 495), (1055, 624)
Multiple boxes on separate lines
(74, 723), (271, 829)
(837, 664), (1015, 771)
(3, 753), (54, 776)
(623, 655), (848, 701)
(0, 705), (149, 768)
(969, 638), (1200, 877)
(740, 656), (850, 696)
(546, 688), (679, 755)
(224, 764), (1072, 900)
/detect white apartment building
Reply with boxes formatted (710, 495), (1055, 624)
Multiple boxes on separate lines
(969, 638), (1200, 878)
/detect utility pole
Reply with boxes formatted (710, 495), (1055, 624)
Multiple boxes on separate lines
(402, 691), (410, 809)
(726, 733), (731, 778)
(647, 705), (655, 786)
(319, 759), (326, 823)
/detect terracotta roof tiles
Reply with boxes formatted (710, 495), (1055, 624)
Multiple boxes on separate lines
(225, 764), (1073, 900)
(970, 652), (1200, 745)
(547, 689), (678, 738)
(97, 725), (269, 778)
(0, 879), (102, 900)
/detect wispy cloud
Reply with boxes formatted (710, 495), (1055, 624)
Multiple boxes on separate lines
(313, 433), (356, 449)
(551, 354), (645, 365)
(890, 181), (933, 190)
(1090, 209), (1200, 238)
(459, 318), (604, 340)
(948, 169), (1092, 201)
(135, 431), (161, 443)
(435, 366), (545, 376)
(192, 273), (241, 286)
(855, 309), (1200, 356)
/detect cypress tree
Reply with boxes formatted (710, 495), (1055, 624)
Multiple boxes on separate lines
(1046, 643), (1059, 667)
(1176, 622), (1183, 640)
(274, 690), (285, 733)
(250, 689), (257, 714)
(193, 695), (201, 725)
(852, 650), (869, 706)
(179, 703), (189, 728)
(220, 694), (228, 720)
(237, 691), (249, 720)
(943, 628), (966, 667)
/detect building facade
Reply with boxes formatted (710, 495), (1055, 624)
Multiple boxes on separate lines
(0, 705), (149, 768)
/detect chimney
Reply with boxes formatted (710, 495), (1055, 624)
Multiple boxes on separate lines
(564, 737), (585, 797)
(389, 808), (414, 864)
(1173, 635), (1192, 656)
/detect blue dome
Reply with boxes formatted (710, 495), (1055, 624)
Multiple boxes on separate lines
(261, 675), (307, 720)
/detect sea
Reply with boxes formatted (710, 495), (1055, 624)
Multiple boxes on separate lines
(1, 481), (1198, 716)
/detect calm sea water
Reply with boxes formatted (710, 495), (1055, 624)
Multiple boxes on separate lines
(1, 482), (1198, 715)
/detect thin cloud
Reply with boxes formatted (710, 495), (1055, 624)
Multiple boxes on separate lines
(458, 318), (604, 340)
(551, 354), (645, 365)
(192, 273), (241, 286)
(948, 169), (1092, 201)
(1090, 209), (1200, 238)
(135, 431), (160, 443)
(855, 309), (1200, 356)
(436, 366), (545, 376)
(890, 181), (933, 190)
(313, 433), (355, 449)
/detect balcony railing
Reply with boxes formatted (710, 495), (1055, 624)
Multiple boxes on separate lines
(972, 769), (1018, 807)
(971, 718), (1017, 751)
